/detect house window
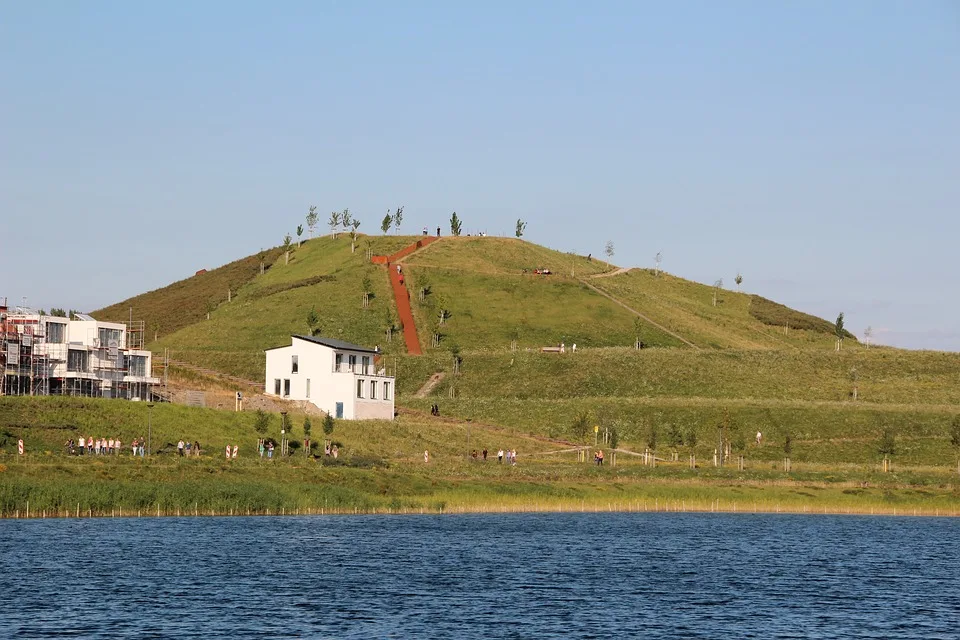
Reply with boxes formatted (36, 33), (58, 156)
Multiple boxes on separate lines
(370, 380), (377, 399)
(349, 354), (357, 372)
(383, 381), (391, 400)
(46, 322), (65, 344)
(335, 353), (343, 371)
(67, 350), (88, 372)
(126, 355), (147, 377)
(357, 379), (364, 398)
(306, 378), (311, 398)
(284, 379), (291, 397)
(362, 356), (370, 374)
(274, 379), (281, 395)
(292, 355), (298, 374)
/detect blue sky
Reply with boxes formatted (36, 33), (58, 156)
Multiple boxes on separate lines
(2, 1), (958, 349)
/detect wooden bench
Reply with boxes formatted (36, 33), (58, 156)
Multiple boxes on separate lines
(540, 346), (562, 353)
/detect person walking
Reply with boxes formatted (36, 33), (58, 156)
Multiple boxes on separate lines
(424, 450), (430, 463)
(497, 448), (504, 464)
(177, 439), (185, 457)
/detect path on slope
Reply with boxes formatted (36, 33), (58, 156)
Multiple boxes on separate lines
(590, 266), (633, 278)
(374, 236), (439, 356)
(577, 278), (700, 349)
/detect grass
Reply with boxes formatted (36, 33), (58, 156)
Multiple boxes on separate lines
(93, 246), (284, 343)
(2, 396), (959, 518)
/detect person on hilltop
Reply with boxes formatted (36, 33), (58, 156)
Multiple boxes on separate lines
(756, 431), (763, 445)
(498, 448), (504, 464)
(436, 226), (441, 237)
(177, 439), (185, 457)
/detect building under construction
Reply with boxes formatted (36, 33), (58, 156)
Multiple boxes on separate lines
(1, 297), (160, 399)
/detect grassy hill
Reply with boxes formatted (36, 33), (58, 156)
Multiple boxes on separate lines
(84, 233), (960, 472)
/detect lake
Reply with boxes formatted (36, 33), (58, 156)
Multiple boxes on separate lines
(1, 513), (957, 638)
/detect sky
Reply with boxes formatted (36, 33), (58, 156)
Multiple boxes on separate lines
(1, 1), (958, 350)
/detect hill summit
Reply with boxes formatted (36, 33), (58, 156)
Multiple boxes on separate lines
(94, 233), (850, 382)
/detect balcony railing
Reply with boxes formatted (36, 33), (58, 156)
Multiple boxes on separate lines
(332, 363), (395, 377)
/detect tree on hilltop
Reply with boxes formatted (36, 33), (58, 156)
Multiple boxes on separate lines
(381, 212), (393, 234)
(306, 205), (319, 239)
(329, 211), (342, 239)
(835, 313), (845, 351)
(450, 212), (462, 237)
(341, 209), (352, 239)
(605, 241), (615, 259)
(633, 317), (644, 350)
(735, 273), (743, 291)
(257, 249), (266, 275)
(282, 234), (293, 265)
(393, 206), (404, 234)
(296, 224), (304, 247)
(712, 279), (723, 307)
(515, 219), (526, 238)
(350, 219), (361, 253)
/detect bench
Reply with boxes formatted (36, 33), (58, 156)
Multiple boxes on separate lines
(540, 346), (562, 353)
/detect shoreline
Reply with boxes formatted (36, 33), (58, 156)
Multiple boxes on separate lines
(4, 500), (958, 520)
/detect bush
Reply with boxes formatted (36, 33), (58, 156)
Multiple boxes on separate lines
(749, 295), (856, 338)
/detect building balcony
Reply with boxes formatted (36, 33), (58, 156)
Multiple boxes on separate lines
(332, 363), (395, 378)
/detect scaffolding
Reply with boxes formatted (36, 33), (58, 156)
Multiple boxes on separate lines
(0, 298), (160, 400)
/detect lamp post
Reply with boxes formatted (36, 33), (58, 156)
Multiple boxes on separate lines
(147, 403), (155, 456)
(280, 411), (287, 457)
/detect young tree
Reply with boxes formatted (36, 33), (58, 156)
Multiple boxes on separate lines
(384, 307), (396, 342)
(646, 423), (658, 452)
(654, 251), (663, 276)
(381, 212), (393, 234)
(296, 224), (304, 247)
(282, 234), (293, 265)
(361, 274), (373, 308)
(328, 211), (342, 239)
(835, 312), (845, 351)
(850, 366), (859, 401)
(571, 412), (590, 444)
(253, 409), (270, 435)
(864, 325), (873, 348)
(735, 273), (743, 291)
(515, 219), (526, 238)
(605, 241), (615, 259)
(302, 416), (312, 455)
(633, 316), (644, 350)
(450, 212), (462, 237)
(712, 279), (723, 307)
(306, 205), (319, 239)
(878, 428), (896, 457)
(436, 294), (450, 325)
(341, 209), (352, 238)
(393, 206), (404, 234)
(306, 307), (320, 335)
(451, 343), (462, 374)
(323, 414), (335, 437)
(350, 219), (361, 253)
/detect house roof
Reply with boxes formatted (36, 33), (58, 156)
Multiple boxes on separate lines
(264, 334), (379, 354)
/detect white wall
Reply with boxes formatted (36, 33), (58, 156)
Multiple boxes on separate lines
(264, 338), (395, 420)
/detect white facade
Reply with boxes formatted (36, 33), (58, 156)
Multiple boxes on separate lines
(264, 335), (395, 420)
(2, 309), (159, 398)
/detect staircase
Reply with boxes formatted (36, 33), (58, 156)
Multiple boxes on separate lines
(374, 236), (439, 356)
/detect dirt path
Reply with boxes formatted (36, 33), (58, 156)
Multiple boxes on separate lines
(590, 267), (633, 278)
(374, 237), (440, 356)
(414, 372), (446, 398)
(578, 279), (700, 349)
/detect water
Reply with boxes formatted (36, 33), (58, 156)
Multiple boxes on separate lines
(1, 513), (957, 638)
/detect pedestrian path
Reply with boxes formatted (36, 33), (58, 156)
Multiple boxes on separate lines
(374, 236), (439, 355)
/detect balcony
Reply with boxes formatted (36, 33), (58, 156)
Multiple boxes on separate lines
(332, 362), (395, 378)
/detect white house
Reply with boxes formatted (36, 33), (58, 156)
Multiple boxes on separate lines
(264, 335), (395, 420)
(1, 305), (159, 399)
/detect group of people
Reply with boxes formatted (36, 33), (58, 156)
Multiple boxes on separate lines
(68, 436), (134, 456)
(257, 439), (274, 458)
(176, 439), (202, 457)
(430, 404), (441, 416)
(323, 442), (340, 458)
(497, 448), (518, 465)
(594, 449), (605, 465)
